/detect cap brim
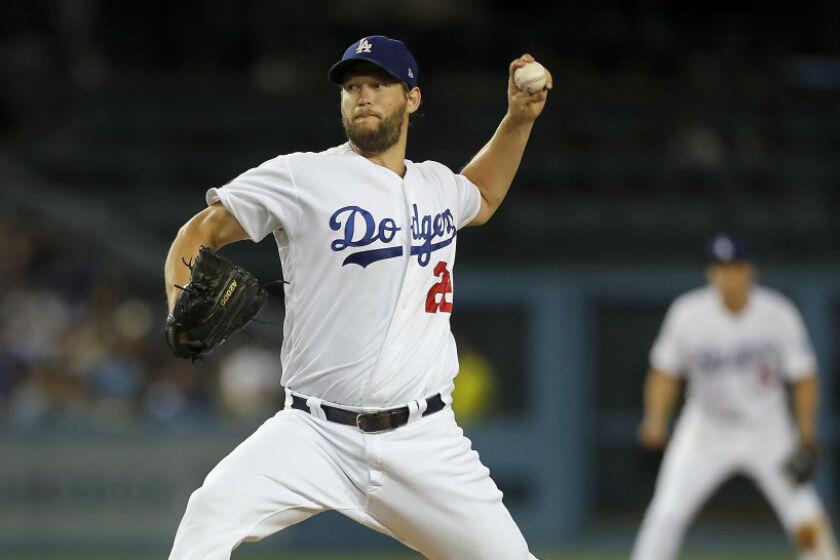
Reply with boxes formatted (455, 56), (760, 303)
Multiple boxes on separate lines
(708, 255), (751, 264)
(328, 57), (406, 85)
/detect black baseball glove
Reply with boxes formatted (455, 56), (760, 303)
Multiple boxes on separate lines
(166, 246), (267, 359)
(783, 441), (820, 485)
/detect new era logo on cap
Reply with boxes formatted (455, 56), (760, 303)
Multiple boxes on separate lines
(328, 35), (419, 89)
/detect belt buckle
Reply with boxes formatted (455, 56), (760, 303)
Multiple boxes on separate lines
(356, 410), (393, 433)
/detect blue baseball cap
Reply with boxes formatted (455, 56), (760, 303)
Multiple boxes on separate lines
(328, 36), (419, 88)
(706, 234), (751, 263)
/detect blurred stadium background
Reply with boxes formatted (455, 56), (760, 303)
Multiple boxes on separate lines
(1, 1), (839, 558)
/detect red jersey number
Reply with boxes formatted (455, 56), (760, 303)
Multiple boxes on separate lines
(425, 261), (453, 314)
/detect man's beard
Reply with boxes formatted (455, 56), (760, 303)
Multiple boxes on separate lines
(342, 104), (405, 154)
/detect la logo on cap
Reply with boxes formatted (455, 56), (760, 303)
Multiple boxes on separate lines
(356, 38), (373, 54)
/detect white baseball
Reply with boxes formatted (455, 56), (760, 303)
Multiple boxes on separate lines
(514, 61), (547, 94)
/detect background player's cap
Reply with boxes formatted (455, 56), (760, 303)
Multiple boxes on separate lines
(328, 36), (419, 88)
(706, 233), (751, 263)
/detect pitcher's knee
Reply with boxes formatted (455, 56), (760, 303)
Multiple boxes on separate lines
(169, 483), (243, 560)
(432, 520), (530, 560)
(476, 528), (531, 560)
(182, 481), (234, 530)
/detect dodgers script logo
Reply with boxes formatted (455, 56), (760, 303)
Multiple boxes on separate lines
(693, 342), (776, 374)
(330, 204), (456, 267)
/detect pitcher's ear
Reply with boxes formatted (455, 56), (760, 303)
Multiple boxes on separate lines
(407, 87), (422, 114)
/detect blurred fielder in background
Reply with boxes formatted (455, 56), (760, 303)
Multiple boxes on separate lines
(163, 36), (551, 560)
(631, 234), (840, 560)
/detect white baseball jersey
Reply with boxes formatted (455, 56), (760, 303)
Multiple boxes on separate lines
(206, 143), (481, 408)
(650, 285), (817, 424)
(172, 143), (540, 560)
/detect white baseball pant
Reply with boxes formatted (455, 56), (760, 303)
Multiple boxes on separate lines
(169, 392), (539, 560)
(631, 404), (824, 560)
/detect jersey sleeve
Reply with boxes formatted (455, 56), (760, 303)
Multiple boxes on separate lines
(777, 302), (818, 380)
(649, 301), (686, 377)
(205, 155), (300, 242)
(453, 173), (482, 229)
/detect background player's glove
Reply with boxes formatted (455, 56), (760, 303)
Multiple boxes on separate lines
(783, 441), (820, 485)
(165, 246), (267, 359)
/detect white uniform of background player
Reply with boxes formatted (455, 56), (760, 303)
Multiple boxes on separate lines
(163, 36), (553, 560)
(631, 235), (840, 560)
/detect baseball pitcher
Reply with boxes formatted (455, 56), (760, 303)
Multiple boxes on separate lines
(631, 234), (840, 560)
(163, 36), (551, 560)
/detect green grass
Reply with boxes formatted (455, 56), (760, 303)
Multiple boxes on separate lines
(1, 552), (792, 560)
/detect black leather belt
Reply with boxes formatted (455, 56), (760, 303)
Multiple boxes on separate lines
(290, 393), (445, 433)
